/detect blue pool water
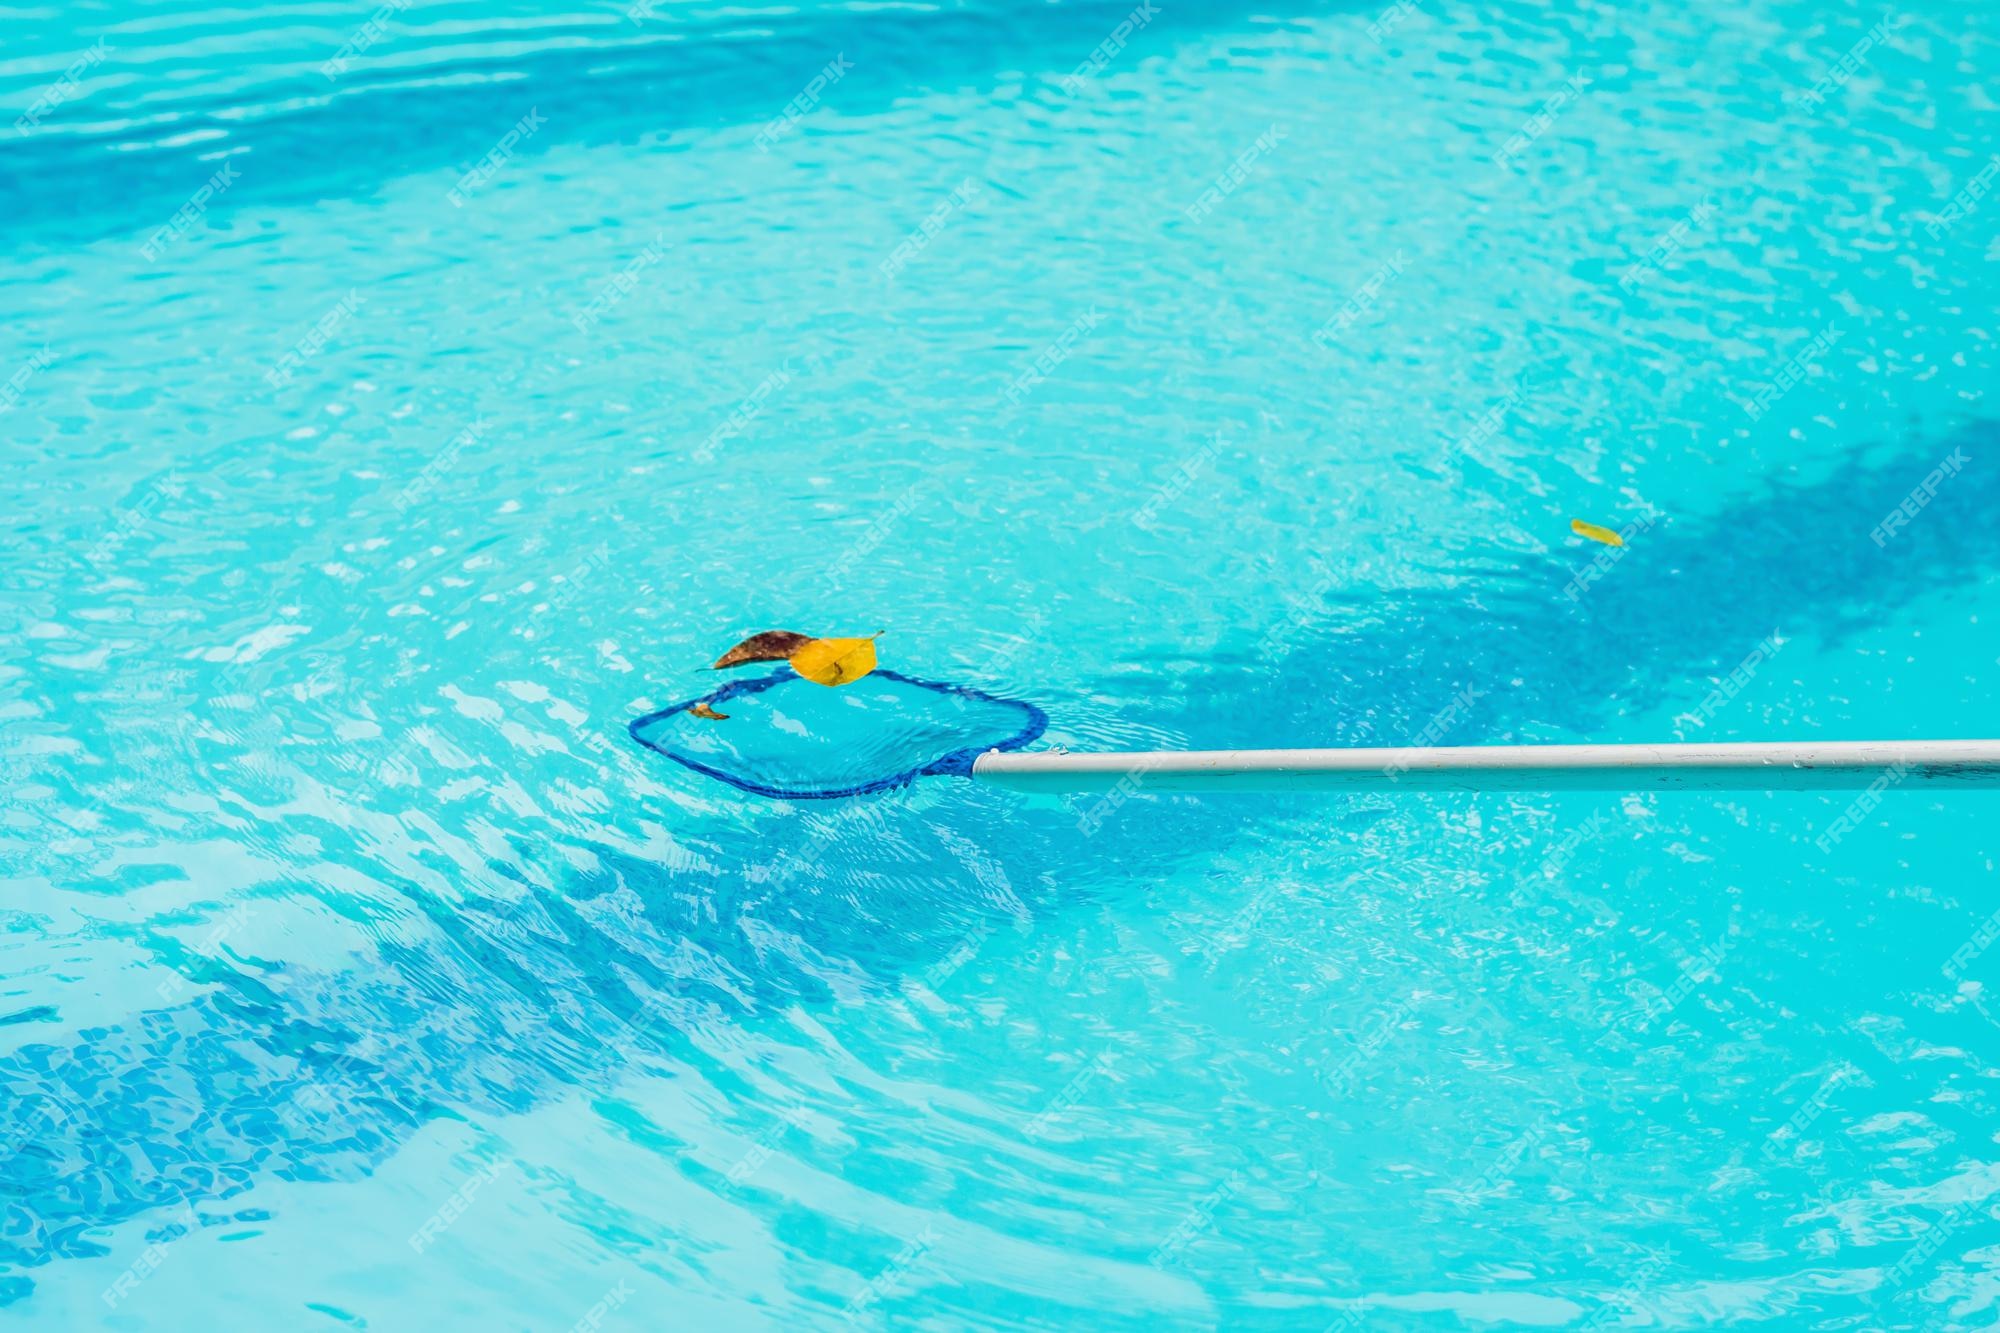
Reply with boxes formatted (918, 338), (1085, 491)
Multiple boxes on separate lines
(4, 0), (2000, 1324)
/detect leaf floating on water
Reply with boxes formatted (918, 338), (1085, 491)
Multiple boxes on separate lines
(712, 630), (815, 670)
(790, 634), (880, 687)
(689, 702), (729, 720)
(1571, 518), (1624, 548)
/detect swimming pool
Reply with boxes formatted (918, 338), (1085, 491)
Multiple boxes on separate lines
(3, 0), (1998, 1324)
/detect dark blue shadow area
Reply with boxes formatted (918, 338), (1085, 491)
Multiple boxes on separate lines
(0, 0), (1338, 255)
(0, 421), (1993, 1294)
(1179, 424), (1998, 751)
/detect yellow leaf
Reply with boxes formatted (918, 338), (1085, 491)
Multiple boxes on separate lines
(1571, 518), (1624, 547)
(789, 634), (880, 687)
(689, 702), (730, 720)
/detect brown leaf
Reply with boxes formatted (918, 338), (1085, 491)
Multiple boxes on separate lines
(689, 702), (730, 720)
(711, 630), (815, 670)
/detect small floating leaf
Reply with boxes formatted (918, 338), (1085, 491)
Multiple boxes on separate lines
(712, 630), (815, 670)
(1571, 518), (1624, 547)
(689, 702), (729, 720)
(790, 634), (880, 688)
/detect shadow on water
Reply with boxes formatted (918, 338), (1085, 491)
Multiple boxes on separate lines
(0, 0), (1341, 255)
(0, 420), (1993, 1292)
(1180, 423), (1996, 751)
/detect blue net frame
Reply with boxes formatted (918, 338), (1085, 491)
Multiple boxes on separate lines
(626, 668), (1049, 800)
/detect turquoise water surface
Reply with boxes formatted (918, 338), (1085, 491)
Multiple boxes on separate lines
(4, 0), (2000, 1325)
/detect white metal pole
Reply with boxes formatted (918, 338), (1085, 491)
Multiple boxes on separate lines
(971, 739), (2000, 793)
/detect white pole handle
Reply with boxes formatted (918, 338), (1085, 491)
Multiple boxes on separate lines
(971, 739), (2000, 793)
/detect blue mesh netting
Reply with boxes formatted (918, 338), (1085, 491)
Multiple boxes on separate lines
(627, 668), (1048, 799)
